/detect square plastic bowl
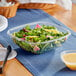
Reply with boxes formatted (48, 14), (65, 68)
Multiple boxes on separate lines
(7, 22), (71, 54)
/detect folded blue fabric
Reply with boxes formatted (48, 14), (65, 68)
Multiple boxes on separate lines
(0, 9), (76, 76)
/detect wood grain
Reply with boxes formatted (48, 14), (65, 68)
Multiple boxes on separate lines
(43, 4), (76, 32)
(0, 46), (33, 76)
(3, 59), (33, 76)
(0, 59), (33, 76)
(0, 4), (76, 76)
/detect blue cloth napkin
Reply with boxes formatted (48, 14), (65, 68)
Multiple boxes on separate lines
(0, 9), (76, 76)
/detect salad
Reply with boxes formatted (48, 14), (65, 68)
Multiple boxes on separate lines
(12, 24), (69, 54)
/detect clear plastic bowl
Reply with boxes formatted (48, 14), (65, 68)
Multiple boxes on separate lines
(61, 50), (76, 70)
(7, 22), (71, 54)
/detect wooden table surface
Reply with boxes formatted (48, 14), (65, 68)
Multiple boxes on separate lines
(0, 4), (76, 76)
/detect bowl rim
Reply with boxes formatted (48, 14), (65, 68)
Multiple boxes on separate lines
(61, 50), (76, 65)
(0, 47), (17, 61)
(7, 21), (71, 44)
(0, 47), (6, 50)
